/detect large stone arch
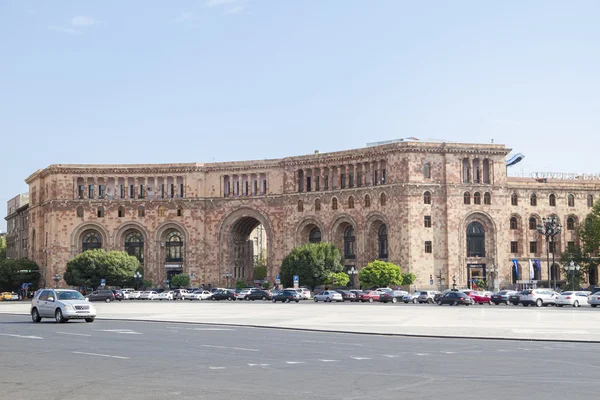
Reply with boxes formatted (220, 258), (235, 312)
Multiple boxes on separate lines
(459, 211), (498, 289)
(217, 207), (274, 285)
(70, 222), (110, 255)
(330, 213), (360, 267)
(155, 221), (189, 243)
(295, 216), (326, 245)
(114, 221), (150, 265)
(364, 212), (390, 263)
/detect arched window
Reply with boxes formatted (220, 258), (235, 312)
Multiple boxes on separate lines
(314, 199), (321, 212)
(76, 206), (84, 218)
(348, 196), (355, 209)
(549, 194), (556, 207)
(510, 217), (518, 230)
(378, 224), (388, 259)
(82, 230), (102, 252)
(464, 192), (471, 205)
(309, 227), (321, 243)
(529, 217), (538, 230)
(138, 205), (145, 217)
(466, 222), (485, 257)
(177, 207), (183, 217)
(484, 192), (491, 205)
(364, 194), (371, 208)
(344, 226), (356, 259)
(511, 193), (518, 206)
(118, 206), (125, 218)
(332, 197), (338, 210)
(568, 194), (575, 207)
(97, 206), (104, 218)
(530, 193), (537, 206)
(512, 262), (519, 284)
(567, 217), (575, 230)
(165, 231), (183, 262)
(588, 194), (594, 208)
(473, 192), (481, 205)
(297, 200), (304, 212)
(124, 230), (144, 263)
(379, 193), (387, 206)
(423, 163), (431, 179)
(424, 191), (431, 205)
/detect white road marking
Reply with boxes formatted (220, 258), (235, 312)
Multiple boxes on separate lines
(442, 351), (456, 354)
(193, 328), (235, 331)
(57, 332), (92, 337)
(351, 357), (371, 360)
(416, 353), (429, 356)
(319, 359), (338, 362)
(0, 333), (43, 340)
(383, 355), (399, 358)
(286, 361), (306, 364)
(72, 351), (129, 360)
(248, 363), (271, 367)
(201, 345), (258, 352)
(513, 329), (589, 334)
(209, 366), (226, 370)
(96, 329), (142, 335)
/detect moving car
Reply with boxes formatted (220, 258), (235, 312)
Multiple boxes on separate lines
(520, 289), (558, 307)
(490, 291), (517, 305)
(379, 290), (409, 304)
(245, 290), (272, 301)
(211, 290), (236, 301)
(271, 290), (301, 303)
(555, 291), (590, 307)
(314, 290), (343, 302)
(87, 289), (115, 302)
(31, 288), (96, 323)
(437, 292), (473, 306)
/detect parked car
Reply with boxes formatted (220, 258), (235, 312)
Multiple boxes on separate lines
(335, 290), (357, 302)
(187, 290), (213, 301)
(237, 289), (259, 300)
(314, 290), (343, 302)
(509, 291), (522, 306)
(375, 287), (393, 293)
(1, 292), (13, 301)
(359, 290), (380, 303)
(379, 290), (409, 303)
(271, 290), (301, 303)
(10, 292), (19, 301)
(31, 288), (96, 323)
(417, 291), (440, 304)
(403, 291), (421, 304)
(555, 291), (590, 307)
(111, 290), (124, 301)
(437, 291), (473, 306)
(157, 291), (174, 301)
(245, 290), (272, 301)
(210, 290), (235, 301)
(139, 291), (159, 300)
(87, 289), (115, 303)
(299, 288), (312, 299)
(128, 291), (142, 300)
(520, 289), (558, 307)
(284, 288), (304, 299)
(490, 290), (517, 305)
(471, 291), (493, 305)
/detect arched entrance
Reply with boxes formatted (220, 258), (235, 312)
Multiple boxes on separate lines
(296, 219), (324, 245)
(331, 215), (359, 270)
(365, 215), (389, 262)
(82, 230), (102, 252)
(124, 230), (144, 263)
(462, 214), (497, 290)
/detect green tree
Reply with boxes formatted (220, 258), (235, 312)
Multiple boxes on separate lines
(279, 243), (343, 290)
(254, 257), (268, 281)
(560, 245), (589, 290)
(170, 273), (190, 288)
(325, 271), (350, 287)
(0, 258), (40, 291)
(63, 249), (140, 288)
(143, 279), (153, 289)
(401, 272), (417, 286)
(580, 202), (600, 255)
(235, 279), (247, 290)
(358, 260), (403, 288)
(0, 235), (6, 260)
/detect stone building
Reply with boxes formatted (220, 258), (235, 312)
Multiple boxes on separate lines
(4, 193), (29, 260)
(22, 140), (600, 290)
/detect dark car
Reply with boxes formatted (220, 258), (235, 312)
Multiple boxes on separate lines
(379, 290), (408, 304)
(508, 291), (522, 306)
(271, 290), (300, 303)
(211, 290), (236, 301)
(437, 291), (473, 306)
(335, 290), (357, 302)
(491, 290), (517, 305)
(246, 290), (272, 301)
(111, 290), (124, 301)
(87, 289), (115, 303)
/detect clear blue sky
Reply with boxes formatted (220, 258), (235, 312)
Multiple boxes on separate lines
(1, 0), (599, 231)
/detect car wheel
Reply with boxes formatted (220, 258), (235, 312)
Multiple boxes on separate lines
(262, 296), (266, 301)
(295, 300), (299, 303)
(437, 300), (442, 306)
(326, 297), (331, 302)
(285, 298), (290, 303)
(536, 299), (543, 307)
(314, 297), (318, 302)
(453, 301), (458, 306)
(427, 298), (433, 304)
(271, 298), (276, 303)
(85, 318), (95, 323)
(591, 304), (597, 308)
(523, 303), (529, 307)
(392, 298), (398, 303)
(55, 308), (67, 323)
(105, 298), (111, 303)
(574, 300), (580, 307)
(31, 308), (41, 323)
(245, 297), (250, 301)
(368, 298), (374, 303)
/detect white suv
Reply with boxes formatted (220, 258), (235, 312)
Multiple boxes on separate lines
(31, 289), (96, 323)
(520, 289), (558, 307)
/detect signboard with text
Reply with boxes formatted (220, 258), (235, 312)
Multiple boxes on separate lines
(293, 275), (299, 289)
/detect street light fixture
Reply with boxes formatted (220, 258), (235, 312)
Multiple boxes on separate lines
(134, 271), (143, 290)
(537, 216), (562, 289)
(565, 260), (581, 291)
(52, 273), (62, 288)
(348, 267), (358, 288)
(224, 270), (232, 288)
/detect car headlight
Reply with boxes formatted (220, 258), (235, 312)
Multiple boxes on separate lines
(64, 304), (74, 310)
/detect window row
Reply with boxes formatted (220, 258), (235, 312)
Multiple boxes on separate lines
(509, 240), (575, 254)
(309, 224), (389, 260)
(297, 193), (388, 212)
(297, 161), (387, 193)
(463, 192), (492, 205)
(77, 205), (184, 219)
(462, 158), (493, 184)
(510, 215), (578, 231)
(76, 177), (185, 200)
(223, 174), (268, 197)
(511, 193), (594, 208)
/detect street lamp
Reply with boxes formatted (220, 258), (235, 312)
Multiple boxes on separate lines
(224, 270), (232, 288)
(488, 263), (497, 292)
(537, 216), (562, 289)
(452, 275), (457, 291)
(52, 273), (62, 288)
(565, 261), (581, 291)
(134, 271), (142, 290)
(348, 267), (358, 288)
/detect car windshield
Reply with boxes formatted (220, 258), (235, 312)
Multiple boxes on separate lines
(57, 291), (86, 300)
(561, 292), (573, 295)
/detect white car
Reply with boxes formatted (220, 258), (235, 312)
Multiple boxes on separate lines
(299, 288), (311, 299)
(157, 291), (174, 301)
(128, 291), (142, 300)
(139, 291), (159, 300)
(237, 289), (255, 300)
(31, 288), (96, 323)
(520, 289), (558, 307)
(313, 290), (343, 302)
(376, 287), (393, 293)
(588, 292), (600, 307)
(556, 291), (590, 307)
(186, 290), (213, 301)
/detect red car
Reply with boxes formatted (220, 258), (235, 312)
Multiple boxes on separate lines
(359, 290), (380, 303)
(470, 291), (493, 305)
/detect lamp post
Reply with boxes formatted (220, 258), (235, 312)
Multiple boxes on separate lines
(134, 271), (142, 290)
(348, 267), (358, 288)
(224, 270), (232, 288)
(537, 216), (562, 289)
(565, 261), (580, 291)
(52, 273), (61, 288)
(452, 275), (457, 291)
(488, 263), (497, 292)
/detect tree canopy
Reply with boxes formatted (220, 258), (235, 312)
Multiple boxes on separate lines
(170, 273), (190, 288)
(401, 272), (417, 286)
(560, 245), (588, 290)
(325, 271), (350, 287)
(280, 243), (344, 290)
(580, 202), (600, 255)
(358, 260), (403, 288)
(0, 258), (40, 291)
(63, 249), (140, 288)
(0, 236), (6, 260)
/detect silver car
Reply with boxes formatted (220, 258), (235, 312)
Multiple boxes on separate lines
(403, 291), (421, 303)
(588, 292), (600, 307)
(31, 289), (97, 323)
(313, 290), (343, 302)
(417, 290), (440, 304)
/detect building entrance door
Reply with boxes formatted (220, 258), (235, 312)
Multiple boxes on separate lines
(467, 264), (486, 289)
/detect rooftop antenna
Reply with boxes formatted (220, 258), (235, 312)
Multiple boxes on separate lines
(491, 139), (494, 144)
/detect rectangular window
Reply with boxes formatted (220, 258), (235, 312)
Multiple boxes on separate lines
(98, 185), (105, 199)
(424, 241), (432, 253)
(381, 168), (386, 184)
(139, 185), (145, 199)
(161, 184), (165, 199)
(349, 173), (354, 188)
(170, 184), (175, 198)
(262, 179), (267, 194)
(78, 185), (85, 199)
(568, 241), (575, 252)
(374, 170), (379, 186)
(324, 176), (329, 190)
(129, 185), (134, 198)
(120, 185), (125, 199)
(357, 172), (362, 187)
(424, 216), (432, 228)
(529, 241), (538, 254)
(341, 174), (346, 189)
(315, 176), (320, 191)
(179, 183), (184, 198)
(253, 180), (258, 195)
(510, 241), (518, 254)
(306, 177), (312, 192)
(245, 181), (249, 196)
(88, 185), (95, 199)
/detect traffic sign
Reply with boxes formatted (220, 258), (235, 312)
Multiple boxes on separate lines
(293, 275), (299, 289)
(275, 274), (281, 284)
(100, 279), (106, 287)
(429, 279), (434, 285)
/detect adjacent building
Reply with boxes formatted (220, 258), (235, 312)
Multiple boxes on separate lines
(21, 140), (600, 289)
(4, 193), (29, 260)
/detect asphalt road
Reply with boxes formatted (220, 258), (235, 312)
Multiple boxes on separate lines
(1, 314), (599, 400)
